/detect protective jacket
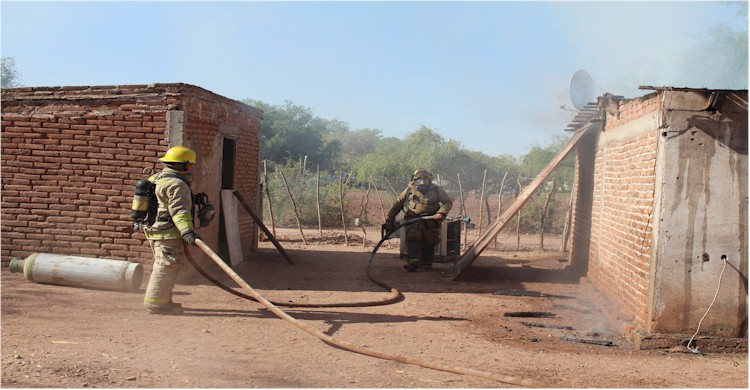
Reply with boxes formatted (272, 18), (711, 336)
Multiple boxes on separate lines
(143, 167), (195, 240)
(388, 182), (453, 220)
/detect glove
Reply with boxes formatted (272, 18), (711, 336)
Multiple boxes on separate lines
(434, 213), (445, 220)
(182, 230), (201, 246)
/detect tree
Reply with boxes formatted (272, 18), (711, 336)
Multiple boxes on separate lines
(352, 126), (523, 195)
(676, 2), (748, 89)
(326, 127), (382, 170)
(1, 57), (22, 88)
(518, 133), (574, 190)
(244, 99), (342, 170)
(355, 136), (413, 186)
(402, 126), (445, 170)
(681, 23), (748, 89)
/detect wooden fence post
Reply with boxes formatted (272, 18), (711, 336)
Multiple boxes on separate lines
(372, 178), (391, 249)
(494, 171), (508, 249)
(339, 176), (349, 246)
(359, 181), (372, 248)
(316, 165), (322, 236)
(515, 177), (522, 250)
(280, 169), (307, 245)
(384, 177), (398, 197)
(479, 169), (487, 236)
(540, 177), (557, 250)
(263, 160), (276, 237)
(457, 173), (467, 252)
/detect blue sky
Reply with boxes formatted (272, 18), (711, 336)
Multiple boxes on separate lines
(2, 1), (747, 157)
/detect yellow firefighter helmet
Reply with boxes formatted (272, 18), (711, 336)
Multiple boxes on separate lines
(159, 146), (197, 164)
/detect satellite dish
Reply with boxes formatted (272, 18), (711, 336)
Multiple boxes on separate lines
(569, 70), (595, 110)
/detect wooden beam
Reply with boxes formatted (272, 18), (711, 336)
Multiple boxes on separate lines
(233, 190), (295, 265)
(448, 123), (596, 279)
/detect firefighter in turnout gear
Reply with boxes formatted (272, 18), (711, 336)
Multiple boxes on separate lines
(386, 168), (453, 272)
(142, 146), (201, 315)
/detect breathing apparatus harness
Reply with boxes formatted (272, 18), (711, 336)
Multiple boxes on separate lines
(192, 192), (215, 228)
(130, 167), (215, 231)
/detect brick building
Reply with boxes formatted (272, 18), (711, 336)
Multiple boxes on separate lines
(569, 88), (748, 347)
(1, 83), (263, 271)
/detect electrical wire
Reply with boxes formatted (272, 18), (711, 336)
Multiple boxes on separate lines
(686, 255), (728, 353)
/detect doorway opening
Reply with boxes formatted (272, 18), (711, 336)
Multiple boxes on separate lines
(218, 138), (237, 260)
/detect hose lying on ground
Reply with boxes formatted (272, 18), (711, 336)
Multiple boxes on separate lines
(193, 237), (544, 387)
(185, 216), (434, 308)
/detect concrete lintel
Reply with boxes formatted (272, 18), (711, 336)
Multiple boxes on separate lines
(599, 110), (660, 146)
(167, 110), (185, 147)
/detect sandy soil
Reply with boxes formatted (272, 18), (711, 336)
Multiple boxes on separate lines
(2, 228), (747, 388)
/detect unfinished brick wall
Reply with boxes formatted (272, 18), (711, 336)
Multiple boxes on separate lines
(571, 89), (748, 339)
(569, 94), (663, 328)
(1, 84), (262, 266)
(589, 131), (659, 327)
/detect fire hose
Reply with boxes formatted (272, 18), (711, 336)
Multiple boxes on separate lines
(184, 215), (436, 308)
(186, 219), (544, 387)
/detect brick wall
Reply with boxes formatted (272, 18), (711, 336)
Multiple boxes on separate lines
(571, 90), (748, 338)
(571, 93), (661, 328)
(589, 129), (658, 327)
(178, 87), (263, 255)
(1, 84), (262, 266)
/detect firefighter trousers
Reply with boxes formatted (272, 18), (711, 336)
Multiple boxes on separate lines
(405, 220), (440, 266)
(144, 238), (185, 308)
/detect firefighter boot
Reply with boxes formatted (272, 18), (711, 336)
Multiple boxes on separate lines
(168, 297), (182, 309)
(403, 261), (419, 272)
(145, 302), (184, 315)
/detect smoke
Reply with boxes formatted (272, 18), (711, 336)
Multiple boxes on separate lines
(564, 2), (748, 97)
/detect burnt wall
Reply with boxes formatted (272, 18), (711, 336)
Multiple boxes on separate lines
(572, 89), (748, 339)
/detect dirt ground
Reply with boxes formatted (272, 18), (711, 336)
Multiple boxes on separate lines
(2, 228), (747, 388)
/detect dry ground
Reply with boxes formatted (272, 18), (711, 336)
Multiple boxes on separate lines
(2, 228), (747, 388)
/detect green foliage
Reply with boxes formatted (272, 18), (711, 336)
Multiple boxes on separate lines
(262, 160), (350, 227)
(244, 99), (343, 171)
(519, 134), (575, 191)
(325, 127), (382, 172)
(248, 98), (577, 234)
(355, 136), (413, 186)
(513, 182), (568, 234)
(1, 57), (22, 88)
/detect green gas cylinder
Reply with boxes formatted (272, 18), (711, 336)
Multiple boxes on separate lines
(9, 253), (143, 291)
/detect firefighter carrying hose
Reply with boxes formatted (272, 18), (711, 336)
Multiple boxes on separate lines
(386, 168), (453, 272)
(142, 146), (202, 315)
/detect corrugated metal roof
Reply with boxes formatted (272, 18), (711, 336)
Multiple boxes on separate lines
(639, 85), (748, 93)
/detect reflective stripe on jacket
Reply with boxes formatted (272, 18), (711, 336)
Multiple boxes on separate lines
(143, 167), (195, 240)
